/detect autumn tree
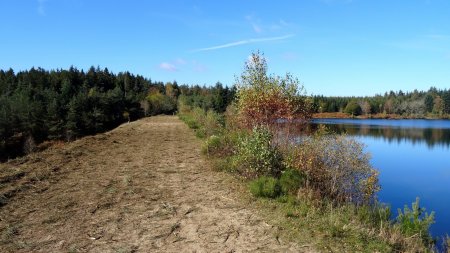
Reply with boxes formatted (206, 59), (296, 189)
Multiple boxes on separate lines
(433, 96), (444, 115)
(359, 100), (371, 115)
(235, 52), (312, 129)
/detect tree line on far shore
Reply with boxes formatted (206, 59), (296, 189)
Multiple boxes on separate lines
(313, 88), (450, 117)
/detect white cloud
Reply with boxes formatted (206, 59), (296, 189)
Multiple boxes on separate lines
(159, 62), (178, 72)
(192, 34), (295, 52)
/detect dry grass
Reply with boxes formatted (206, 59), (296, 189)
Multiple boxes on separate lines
(0, 116), (311, 252)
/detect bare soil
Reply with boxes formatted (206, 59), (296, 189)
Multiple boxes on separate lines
(0, 116), (312, 252)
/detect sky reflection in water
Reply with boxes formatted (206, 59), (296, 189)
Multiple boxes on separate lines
(311, 119), (450, 238)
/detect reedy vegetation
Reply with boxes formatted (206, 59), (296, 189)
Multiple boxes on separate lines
(179, 52), (439, 252)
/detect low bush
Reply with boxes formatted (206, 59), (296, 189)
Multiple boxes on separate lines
(210, 156), (236, 173)
(279, 169), (305, 195)
(290, 134), (380, 205)
(395, 198), (435, 246)
(202, 131), (241, 158)
(179, 104), (224, 139)
(277, 194), (298, 205)
(204, 110), (224, 136)
(356, 203), (391, 229)
(201, 135), (222, 155)
(249, 176), (281, 198)
(185, 117), (200, 129)
(233, 126), (283, 179)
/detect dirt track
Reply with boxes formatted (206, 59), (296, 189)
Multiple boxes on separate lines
(0, 116), (311, 252)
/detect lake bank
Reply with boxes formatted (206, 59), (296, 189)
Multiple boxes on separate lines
(180, 103), (438, 252)
(313, 112), (450, 120)
(311, 118), (450, 243)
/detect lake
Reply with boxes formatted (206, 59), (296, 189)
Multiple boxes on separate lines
(311, 118), (450, 240)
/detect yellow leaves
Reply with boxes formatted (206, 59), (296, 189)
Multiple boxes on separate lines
(235, 51), (311, 129)
(289, 135), (380, 205)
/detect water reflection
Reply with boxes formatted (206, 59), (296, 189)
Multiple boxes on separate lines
(311, 119), (450, 149)
(310, 118), (450, 243)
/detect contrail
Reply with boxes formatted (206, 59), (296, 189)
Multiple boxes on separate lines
(192, 34), (295, 52)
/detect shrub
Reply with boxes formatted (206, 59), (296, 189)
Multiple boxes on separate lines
(211, 156), (236, 173)
(344, 100), (362, 116)
(184, 117), (199, 129)
(249, 176), (281, 198)
(147, 90), (177, 115)
(202, 135), (222, 155)
(201, 130), (242, 158)
(179, 106), (223, 139)
(290, 134), (380, 205)
(233, 126), (283, 178)
(234, 51), (312, 129)
(395, 197), (435, 246)
(203, 110), (224, 137)
(279, 169), (305, 195)
(192, 107), (206, 126)
(356, 203), (391, 229)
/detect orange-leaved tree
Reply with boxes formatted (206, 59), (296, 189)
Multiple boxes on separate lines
(235, 51), (312, 129)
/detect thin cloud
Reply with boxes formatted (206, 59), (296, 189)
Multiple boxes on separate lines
(159, 62), (178, 72)
(270, 19), (291, 30)
(192, 60), (207, 72)
(252, 23), (262, 33)
(37, 0), (47, 16)
(192, 34), (295, 52)
(246, 15), (263, 34)
(175, 58), (187, 65)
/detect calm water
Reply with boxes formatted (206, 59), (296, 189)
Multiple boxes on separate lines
(312, 119), (450, 239)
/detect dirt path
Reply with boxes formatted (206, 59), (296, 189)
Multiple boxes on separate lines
(0, 116), (311, 252)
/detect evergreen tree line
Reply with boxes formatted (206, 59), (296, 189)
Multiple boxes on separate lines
(177, 82), (236, 113)
(313, 88), (450, 117)
(0, 67), (234, 161)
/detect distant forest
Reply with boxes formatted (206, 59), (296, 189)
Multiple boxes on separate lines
(1, 66), (449, 160)
(312, 88), (450, 117)
(0, 67), (234, 160)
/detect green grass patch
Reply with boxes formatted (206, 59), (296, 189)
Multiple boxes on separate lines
(249, 176), (281, 198)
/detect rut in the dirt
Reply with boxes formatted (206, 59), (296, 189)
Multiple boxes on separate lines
(0, 116), (313, 252)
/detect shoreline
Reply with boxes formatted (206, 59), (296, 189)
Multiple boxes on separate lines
(313, 112), (450, 120)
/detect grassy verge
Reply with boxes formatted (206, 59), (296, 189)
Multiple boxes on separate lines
(179, 105), (438, 252)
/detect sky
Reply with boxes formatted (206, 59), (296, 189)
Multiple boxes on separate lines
(1, 0), (450, 96)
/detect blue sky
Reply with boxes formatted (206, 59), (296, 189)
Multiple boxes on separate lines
(1, 0), (450, 96)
